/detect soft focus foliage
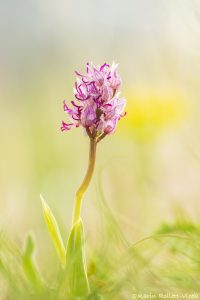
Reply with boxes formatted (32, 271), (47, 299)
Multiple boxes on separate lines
(125, 90), (187, 141)
(0, 214), (200, 299)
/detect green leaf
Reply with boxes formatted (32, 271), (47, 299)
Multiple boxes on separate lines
(66, 219), (90, 298)
(40, 194), (66, 267)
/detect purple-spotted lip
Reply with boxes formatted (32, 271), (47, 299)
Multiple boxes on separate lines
(86, 81), (99, 94)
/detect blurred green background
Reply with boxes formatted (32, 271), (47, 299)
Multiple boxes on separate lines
(1, 0), (200, 294)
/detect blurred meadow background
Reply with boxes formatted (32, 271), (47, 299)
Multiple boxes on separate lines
(1, 0), (200, 298)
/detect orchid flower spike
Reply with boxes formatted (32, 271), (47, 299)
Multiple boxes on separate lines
(61, 62), (126, 141)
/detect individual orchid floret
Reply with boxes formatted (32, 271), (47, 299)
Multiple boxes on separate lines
(61, 62), (126, 141)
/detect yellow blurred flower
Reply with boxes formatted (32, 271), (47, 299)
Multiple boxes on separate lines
(123, 90), (188, 141)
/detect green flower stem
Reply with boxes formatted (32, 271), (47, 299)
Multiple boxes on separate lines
(72, 137), (97, 225)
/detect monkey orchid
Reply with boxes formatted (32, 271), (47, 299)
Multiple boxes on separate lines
(61, 62), (126, 137)
(62, 62), (126, 225)
(42, 62), (126, 299)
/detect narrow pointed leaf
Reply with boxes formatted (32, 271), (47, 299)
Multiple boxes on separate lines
(66, 219), (90, 298)
(40, 195), (66, 267)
